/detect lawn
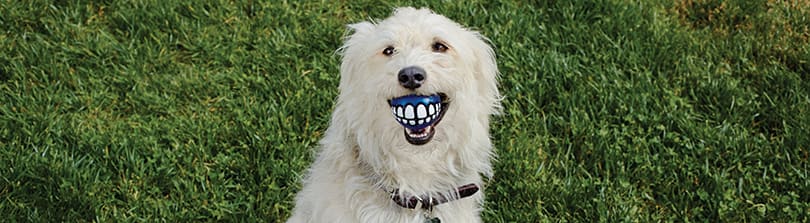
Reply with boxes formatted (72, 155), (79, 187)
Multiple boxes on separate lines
(1, 0), (808, 222)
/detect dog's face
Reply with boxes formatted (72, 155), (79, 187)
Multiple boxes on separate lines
(337, 7), (499, 149)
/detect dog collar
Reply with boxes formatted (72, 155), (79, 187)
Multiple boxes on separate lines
(389, 183), (479, 209)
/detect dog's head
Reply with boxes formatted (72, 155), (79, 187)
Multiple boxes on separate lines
(336, 7), (499, 152)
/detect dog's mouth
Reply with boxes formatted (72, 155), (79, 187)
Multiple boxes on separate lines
(388, 93), (449, 145)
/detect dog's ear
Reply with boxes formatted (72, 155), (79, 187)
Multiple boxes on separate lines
(346, 21), (375, 41)
(337, 21), (376, 95)
(338, 21), (375, 57)
(471, 33), (502, 115)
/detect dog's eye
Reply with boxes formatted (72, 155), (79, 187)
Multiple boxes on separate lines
(432, 42), (449, 53)
(382, 46), (395, 56)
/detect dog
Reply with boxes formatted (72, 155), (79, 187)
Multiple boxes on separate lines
(287, 7), (500, 223)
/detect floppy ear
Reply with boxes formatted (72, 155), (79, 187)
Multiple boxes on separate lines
(340, 21), (375, 52)
(337, 21), (376, 96)
(347, 21), (375, 39)
(470, 33), (502, 115)
(338, 21), (375, 58)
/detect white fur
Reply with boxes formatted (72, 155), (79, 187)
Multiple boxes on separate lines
(287, 7), (500, 223)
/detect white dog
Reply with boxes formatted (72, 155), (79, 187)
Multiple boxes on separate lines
(287, 7), (500, 223)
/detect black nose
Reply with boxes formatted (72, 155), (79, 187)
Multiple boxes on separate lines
(397, 66), (426, 89)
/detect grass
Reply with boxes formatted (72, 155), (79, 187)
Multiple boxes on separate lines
(1, 0), (808, 222)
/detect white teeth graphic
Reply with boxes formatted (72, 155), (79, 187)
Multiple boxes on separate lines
(390, 102), (443, 127)
(404, 106), (414, 119)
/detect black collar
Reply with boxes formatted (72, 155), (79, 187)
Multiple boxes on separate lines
(389, 183), (480, 209)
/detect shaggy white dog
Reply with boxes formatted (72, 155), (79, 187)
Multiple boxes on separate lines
(287, 7), (500, 223)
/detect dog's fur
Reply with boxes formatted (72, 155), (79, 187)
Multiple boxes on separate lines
(287, 7), (499, 223)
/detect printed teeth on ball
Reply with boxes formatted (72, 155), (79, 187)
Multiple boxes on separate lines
(389, 94), (442, 130)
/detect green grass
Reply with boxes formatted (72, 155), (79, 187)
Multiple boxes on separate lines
(1, 0), (808, 222)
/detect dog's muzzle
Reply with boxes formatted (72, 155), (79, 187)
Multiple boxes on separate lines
(388, 93), (448, 145)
